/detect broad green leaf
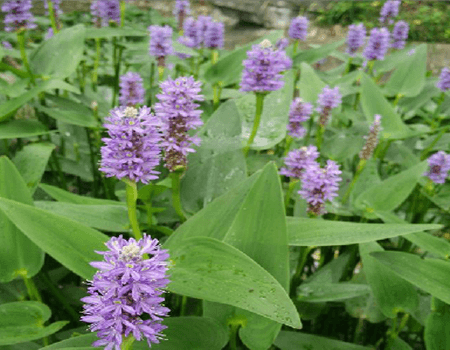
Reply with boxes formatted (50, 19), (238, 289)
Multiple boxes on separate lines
(238, 71), (294, 150)
(422, 185), (450, 212)
(293, 39), (345, 66)
(297, 283), (370, 303)
(0, 120), (49, 140)
(30, 25), (86, 79)
(0, 301), (68, 345)
(0, 157), (44, 282)
(286, 217), (441, 246)
(13, 143), (55, 194)
(425, 298), (450, 350)
(85, 27), (147, 39)
(360, 242), (418, 318)
(386, 337), (413, 350)
(39, 183), (125, 206)
(168, 236), (301, 329)
(298, 62), (326, 103)
(41, 317), (228, 350)
(384, 44), (427, 98)
(34, 201), (130, 233)
(404, 232), (450, 259)
(354, 161), (428, 212)
(0, 342), (40, 349)
(274, 330), (371, 350)
(181, 100), (246, 214)
(371, 251), (450, 305)
(360, 73), (414, 139)
(0, 198), (108, 280)
(373, 46), (417, 73)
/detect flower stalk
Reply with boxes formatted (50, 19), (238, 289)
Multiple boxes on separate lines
(125, 180), (143, 240)
(243, 93), (265, 156)
(17, 30), (35, 85)
(171, 170), (186, 222)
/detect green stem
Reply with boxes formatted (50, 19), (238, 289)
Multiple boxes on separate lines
(148, 62), (155, 105)
(284, 135), (293, 157)
(47, 1), (58, 34)
(393, 93), (403, 107)
(125, 180), (142, 240)
(120, 0), (126, 27)
(228, 323), (240, 350)
(290, 246), (313, 297)
(304, 114), (315, 145)
(171, 172), (186, 222)
(17, 31), (35, 85)
(429, 92), (446, 130)
(316, 125), (325, 151)
(92, 38), (101, 91)
(85, 128), (99, 197)
(180, 295), (188, 316)
(293, 40), (298, 58)
(284, 178), (299, 211)
(121, 335), (135, 350)
(421, 126), (450, 160)
(367, 60), (375, 76)
(158, 66), (164, 82)
(344, 56), (353, 75)
(51, 151), (67, 191)
(243, 93), (265, 157)
(342, 159), (367, 204)
(20, 274), (42, 302)
(112, 43), (124, 108)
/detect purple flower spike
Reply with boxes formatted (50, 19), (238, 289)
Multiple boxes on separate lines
(346, 23), (366, 56)
(391, 20), (409, 49)
(119, 72), (145, 107)
(148, 25), (174, 66)
(174, 0), (190, 17)
(197, 15), (213, 47)
(288, 16), (308, 41)
(424, 151), (450, 184)
(1, 0), (37, 32)
(44, 0), (62, 17)
(100, 106), (162, 184)
(96, 0), (121, 27)
(363, 27), (390, 61)
(182, 17), (200, 48)
(81, 234), (170, 350)
(2, 41), (13, 50)
(240, 39), (292, 93)
(276, 38), (289, 51)
(436, 67), (450, 92)
(204, 21), (224, 49)
(299, 160), (342, 216)
(316, 86), (342, 127)
(155, 76), (204, 172)
(287, 98), (313, 138)
(360, 115), (382, 160)
(380, 0), (401, 24)
(280, 145), (319, 179)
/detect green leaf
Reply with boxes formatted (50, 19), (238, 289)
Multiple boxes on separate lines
(274, 330), (371, 350)
(13, 143), (55, 194)
(0, 120), (49, 140)
(386, 337), (413, 350)
(297, 283), (370, 303)
(167, 236), (301, 329)
(371, 251), (450, 305)
(384, 44), (427, 98)
(85, 27), (147, 39)
(293, 39), (346, 66)
(286, 217), (441, 246)
(298, 62), (326, 103)
(0, 157), (44, 282)
(360, 73), (414, 139)
(34, 201), (130, 233)
(360, 242), (418, 318)
(0, 197), (108, 280)
(30, 25), (86, 79)
(354, 161), (428, 212)
(0, 301), (68, 345)
(403, 232), (450, 259)
(425, 299), (450, 350)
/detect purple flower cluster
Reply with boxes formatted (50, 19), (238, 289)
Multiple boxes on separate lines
(173, 0), (190, 29)
(92, 0), (121, 27)
(44, 0), (62, 17)
(119, 72), (145, 107)
(391, 20), (409, 49)
(360, 115), (382, 160)
(1, 0), (36, 32)
(100, 106), (161, 184)
(276, 38), (289, 51)
(240, 39), (292, 93)
(363, 27), (390, 61)
(299, 160), (342, 215)
(178, 16), (224, 50)
(81, 234), (170, 350)
(288, 16), (308, 41)
(379, 0), (401, 24)
(197, 15), (213, 46)
(204, 21), (225, 49)
(346, 23), (366, 56)
(280, 145), (319, 179)
(180, 17), (199, 48)
(316, 86), (342, 127)
(154, 76), (204, 172)
(424, 151), (450, 184)
(436, 67), (450, 92)
(148, 25), (174, 66)
(287, 98), (313, 138)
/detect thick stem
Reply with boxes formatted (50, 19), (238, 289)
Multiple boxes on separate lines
(112, 43), (124, 108)
(284, 178), (299, 210)
(19, 273), (42, 302)
(392, 93), (403, 107)
(17, 31), (35, 85)
(284, 135), (293, 157)
(120, 0), (126, 27)
(293, 40), (298, 58)
(125, 180), (143, 240)
(92, 38), (101, 91)
(171, 172), (186, 222)
(228, 323), (240, 350)
(342, 159), (367, 204)
(180, 295), (188, 316)
(47, 1), (58, 34)
(243, 93), (265, 157)
(290, 246), (313, 297)
(86, 128), (99, 197)
(344, 56), (353, 75)
(316, 125), (325, 152)
(158, 65), (164, 81)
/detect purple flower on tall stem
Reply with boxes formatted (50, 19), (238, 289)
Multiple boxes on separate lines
(240, 39), (292, 93)
(424, 151), (450, 184)
(299, 160), (342, 215)
(287, 98), (313, 138)
(360, 115), (382, 160)
(379, 0), (401, 24)
(44, 0), (62, 17)
(182, 17), (199, 48)
(288, 16), (308, 41)
(316, 86), (342, 127)
(280, 145), (319, 179)
(81, 234), (170, 350)
(391, 20), (409, 49)
(363, 27), (390, 61)
(196, 15), (213, 47)
(119, 72), (145, 107)
(436, 67), (450, 92)
(346, 23), (366, 56)
(100, 106), (161, 184)
(1, 0), (37, 32)
(148, 25), (174, 67)
(204, 21), (224, 49)
(154, 76), (204, 171)
(173, 0), (190, 32)
(96, 0), (121, 27)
